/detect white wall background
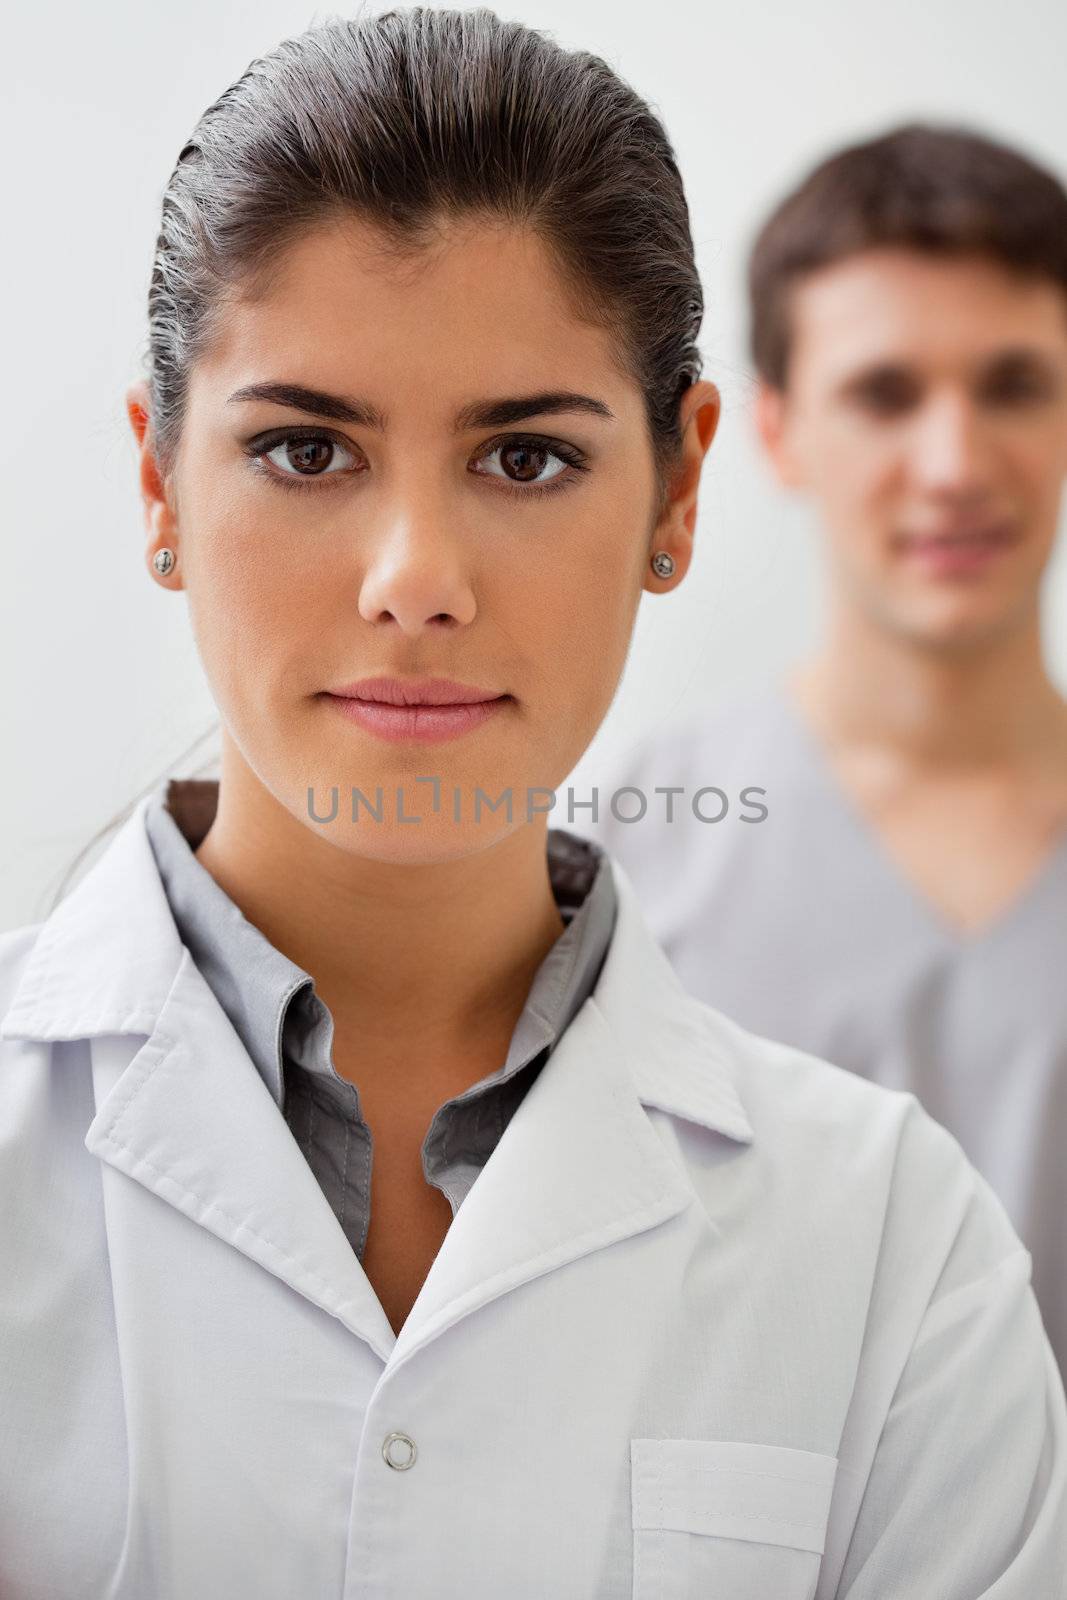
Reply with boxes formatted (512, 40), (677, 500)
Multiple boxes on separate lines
(3, 0), (1065, 928)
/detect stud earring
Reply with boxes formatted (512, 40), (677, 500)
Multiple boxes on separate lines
(650, 550), (675, 579)
(153, 548), (177, 577)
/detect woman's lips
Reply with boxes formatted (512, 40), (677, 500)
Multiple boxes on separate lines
(896, 522), (1018, 577)
(321, 692), (511, 744)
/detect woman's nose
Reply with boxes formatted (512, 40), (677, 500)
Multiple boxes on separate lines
(355, 501), (477, 635)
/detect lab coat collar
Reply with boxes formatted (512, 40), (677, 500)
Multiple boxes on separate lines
(3, 791), (188, 1043)
(2, 793), (754, 1363)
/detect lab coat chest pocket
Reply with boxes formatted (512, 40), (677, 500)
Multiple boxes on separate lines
(630, 1438), (838, 1600)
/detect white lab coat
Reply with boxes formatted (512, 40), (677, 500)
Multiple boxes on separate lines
(1, 795), (1064, 1600)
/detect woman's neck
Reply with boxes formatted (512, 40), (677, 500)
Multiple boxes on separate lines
(194, 744), (566, 1079)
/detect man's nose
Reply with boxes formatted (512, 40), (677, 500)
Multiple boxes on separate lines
(355, 488), (477, 636)
(907, 392), (996, 500)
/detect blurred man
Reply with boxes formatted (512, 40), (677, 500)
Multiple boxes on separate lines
(579, 123), (1067, 1375)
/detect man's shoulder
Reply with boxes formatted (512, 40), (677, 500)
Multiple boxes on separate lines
(604, 686), (785, 781)
(580, 688), (786, 850)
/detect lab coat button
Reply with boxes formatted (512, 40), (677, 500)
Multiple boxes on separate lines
(382, 1431), (418, 1470)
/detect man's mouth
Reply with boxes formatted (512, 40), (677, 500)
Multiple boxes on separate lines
(894, 521), (1019, 576)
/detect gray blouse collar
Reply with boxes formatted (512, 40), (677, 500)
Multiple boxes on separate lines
(143, 778), (617, 1106)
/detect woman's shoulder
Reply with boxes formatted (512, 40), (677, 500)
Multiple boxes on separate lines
(0, 921), (46, 1015)
(0, 917), (66, 1063)
(0, 919), (89, 1181)
(703, 993), (993, 1181)
(693, 995), (1028, 1300)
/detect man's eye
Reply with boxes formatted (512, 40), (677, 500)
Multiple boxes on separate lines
(982, 374), (1055, 405)
(854, 380), (919, 415)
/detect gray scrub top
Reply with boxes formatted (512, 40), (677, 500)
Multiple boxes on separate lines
(579, 682), (1067, 1379)
(144, 777), (617, 1260)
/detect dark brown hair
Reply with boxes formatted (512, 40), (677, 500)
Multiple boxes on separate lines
(748, 121), (1067, 390)
(149, 4), (703, 509)
(50, 4), (705, 912)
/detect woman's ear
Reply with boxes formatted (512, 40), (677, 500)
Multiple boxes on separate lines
(127, 380), (184, 590)
(643, 379), (721, 593)
(753, 378), (805, 491)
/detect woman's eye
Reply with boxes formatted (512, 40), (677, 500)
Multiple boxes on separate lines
(472, 437), (585, 493)
(258, 433), (360, 481)
(244, 429), (586, 496)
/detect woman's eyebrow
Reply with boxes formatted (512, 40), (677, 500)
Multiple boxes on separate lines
(226, 381), (616, 430)
(455, 390), (616, 430)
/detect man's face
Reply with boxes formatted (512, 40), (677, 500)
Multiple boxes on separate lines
(757, 248), (1067, 649)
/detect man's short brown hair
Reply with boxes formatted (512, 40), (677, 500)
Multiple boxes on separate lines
(747, 122), (1067, 389)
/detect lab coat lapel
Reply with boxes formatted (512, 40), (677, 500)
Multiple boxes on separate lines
(1, 795), (397, 1361)
(3, 798), (754, 1371)
(83, 952), (398, 1361)
(390, 994), (689, 1367)
(391, 859), (756, 1366)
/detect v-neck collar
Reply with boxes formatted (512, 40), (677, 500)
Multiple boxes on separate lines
(771, 682), (1067, 954)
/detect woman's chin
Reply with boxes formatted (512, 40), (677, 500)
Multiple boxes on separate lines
(303, 807), (527, 866)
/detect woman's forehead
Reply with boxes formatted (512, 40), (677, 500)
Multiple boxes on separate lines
(187, 222), (638, 427)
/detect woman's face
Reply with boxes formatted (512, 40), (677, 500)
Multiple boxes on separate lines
(133, 216), (717, 861)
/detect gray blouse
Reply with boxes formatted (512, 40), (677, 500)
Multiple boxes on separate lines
(143, 778), (617, 1262)
(576, 682), (1067, 1379)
